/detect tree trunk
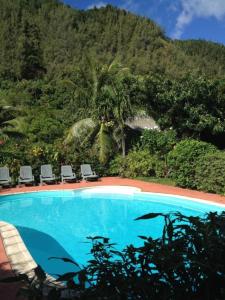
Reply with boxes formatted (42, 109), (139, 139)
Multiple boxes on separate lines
(121, 127), (126, 157)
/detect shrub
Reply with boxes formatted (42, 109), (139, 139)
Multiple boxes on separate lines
(1, 138), (110, 183)
(167, 139), (216, 188)
(195, 151), (225, 194)
(0, 141), (28, 183)
(0, 140), (62, 183)
(125, 150), (158, 177)
(109, 150), (165, 178)
(108, 155), (127, 177)
(138, 129), (177, 156)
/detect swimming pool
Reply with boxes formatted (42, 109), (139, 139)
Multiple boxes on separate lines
(0, 186), (224, 275)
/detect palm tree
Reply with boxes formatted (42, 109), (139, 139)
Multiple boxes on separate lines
(65, 60), (136, 164)
(65, 117), (115, 165)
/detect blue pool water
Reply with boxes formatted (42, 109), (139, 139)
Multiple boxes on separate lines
(0, 187), (224, 275)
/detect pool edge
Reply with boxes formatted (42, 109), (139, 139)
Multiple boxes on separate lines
(0, 222), (63, 298)
(1, 180), (225, 208)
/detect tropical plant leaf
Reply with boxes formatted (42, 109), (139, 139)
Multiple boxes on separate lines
(138, 236), (148, 240)
(35, 265), (47, 281)
(56, 272), (79, 282)
(87, 236), (107, 240)
(135, 213), (163, 220)
(49, 257), (80, 267)
(64, 118), (98, 145)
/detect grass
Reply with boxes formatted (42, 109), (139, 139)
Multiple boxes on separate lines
(137, 177), (176, 186)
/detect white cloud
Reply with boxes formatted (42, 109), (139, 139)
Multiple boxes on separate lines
(173, 0), (225, 39)
(168, 2), (179, 13)
(122, 0), (141, 13)
(87, 1), (107, 9)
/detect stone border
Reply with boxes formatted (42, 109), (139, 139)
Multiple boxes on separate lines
(0, 221), (65, 296)
(0, 221), (37, 277)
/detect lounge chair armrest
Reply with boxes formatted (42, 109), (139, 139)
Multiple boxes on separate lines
(52, 174), (56, 179)
(72, 173), (76, 177)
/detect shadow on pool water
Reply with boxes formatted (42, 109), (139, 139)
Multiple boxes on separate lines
(17, 226), (80, 275)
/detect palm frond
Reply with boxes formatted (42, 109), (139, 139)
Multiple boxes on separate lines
(98, 122), (114, 165)
(65, 118), (98, 145)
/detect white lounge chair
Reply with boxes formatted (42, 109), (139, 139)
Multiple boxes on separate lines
(40, 164), (56, 185)
(18, 166), (34, 185)
(0, 167), (12, 187)
(80, 164), (99, 181)
(61, 165), (77, 183)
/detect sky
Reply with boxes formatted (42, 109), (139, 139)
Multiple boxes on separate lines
(63, 0), (225, 45)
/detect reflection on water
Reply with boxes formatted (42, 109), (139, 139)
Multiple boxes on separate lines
(41, 197), (54, 205)
(19, 198), (33, 207)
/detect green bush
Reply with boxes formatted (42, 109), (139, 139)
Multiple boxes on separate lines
(109, 150), (165, 178)
(125, 150), (158, 177)
(167, 139), (216, 188)
(0, 137), (110, 183)
(195, 151), (225, 194)
(138, 129), (177, 156)
(108, 155), (127, 177)
(0, 141), (28, 183)
(0, 140), (62, 183)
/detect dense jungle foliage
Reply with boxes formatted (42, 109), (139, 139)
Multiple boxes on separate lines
(1, 0), (225, 194)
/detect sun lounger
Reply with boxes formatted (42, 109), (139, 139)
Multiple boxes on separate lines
(18, 166), (34, 185)
(0, 167), (12, 187)
(61, 165), (77, 183)
(80, 164), (99, 181)
(40, 164), (56, 185)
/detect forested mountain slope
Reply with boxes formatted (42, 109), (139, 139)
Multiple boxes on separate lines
(175, 40), (225, 78)
(1, 0), (225, 80)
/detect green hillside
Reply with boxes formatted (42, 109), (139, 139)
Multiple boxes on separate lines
(1, 0), (225, 80)
(175, 40), (225, 78)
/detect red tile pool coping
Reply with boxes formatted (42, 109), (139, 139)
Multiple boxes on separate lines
(1, 177), (225, 204)
(1, 176), (225, 299)
(0, 237), (21, 300)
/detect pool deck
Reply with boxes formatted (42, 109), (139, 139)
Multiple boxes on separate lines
(0, 237), (21, 299)
(1, 176), (225, 299)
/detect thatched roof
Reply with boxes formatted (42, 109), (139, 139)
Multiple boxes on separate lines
(126, 116), (159, 131)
